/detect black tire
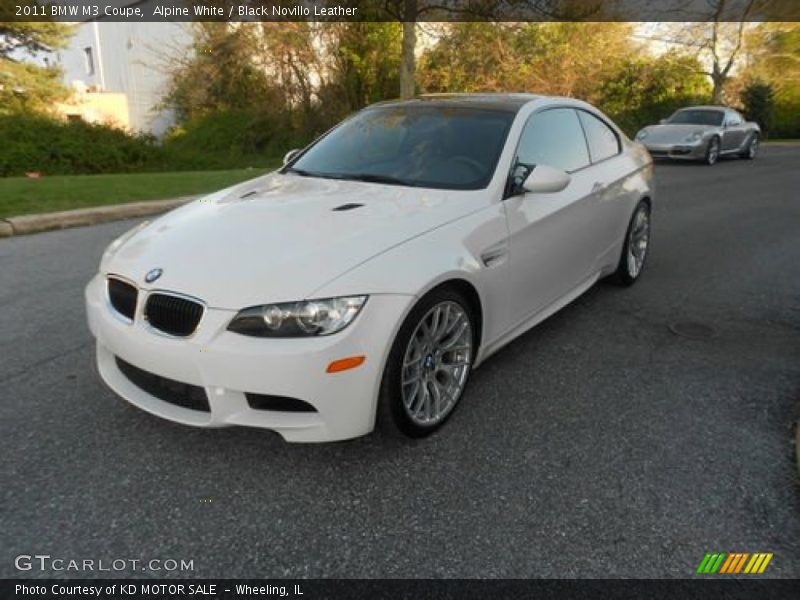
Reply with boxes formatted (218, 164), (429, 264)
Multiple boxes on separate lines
(704, 136), (721, 165)
(377, 286), (477, 439)
(611, 200), (651, 286)
(740, 132), (759, 159)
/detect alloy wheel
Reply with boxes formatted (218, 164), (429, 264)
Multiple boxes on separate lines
(748, 136), (759, 158)
(707, 138), (720, 165)
(400, 301), (473, 427)
(626, 205), (650, 279)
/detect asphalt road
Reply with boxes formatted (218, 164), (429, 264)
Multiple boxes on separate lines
(1, 146), (799, 579)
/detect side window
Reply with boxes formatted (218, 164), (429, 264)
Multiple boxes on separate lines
(84, 47), (95, 76)
(727, 111), (743, 126)
(516, 108), (590, 173)
(577, 111), (620, 163)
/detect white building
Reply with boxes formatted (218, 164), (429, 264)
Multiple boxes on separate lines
(51, 22), (190, 135)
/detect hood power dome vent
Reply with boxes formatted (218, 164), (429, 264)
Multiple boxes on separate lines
(332, 203), (364, 212)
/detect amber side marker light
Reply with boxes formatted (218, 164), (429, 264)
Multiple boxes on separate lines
(326, 356), (366, 373)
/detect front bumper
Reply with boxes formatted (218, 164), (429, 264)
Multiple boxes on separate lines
(85, 274), (413, 442)
(643, 141), (706, 161)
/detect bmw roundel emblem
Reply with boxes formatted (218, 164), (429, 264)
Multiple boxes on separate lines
(144, 268), (163, 283)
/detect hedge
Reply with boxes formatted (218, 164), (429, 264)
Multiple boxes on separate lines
(0, 112), (294, 177)
(0, 115), (162, 176)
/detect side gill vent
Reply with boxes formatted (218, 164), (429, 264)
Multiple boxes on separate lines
(332, 203), (364, 212)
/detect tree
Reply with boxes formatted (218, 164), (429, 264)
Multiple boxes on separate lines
(378, 0), (600, 98)
(0, 22), (72, 56)
(641, 0), (759, 104)
(419, 22), (633, 97)
(741, 23), (800, 137)
(595, 53), (711, 134)
(163, 23), (279, 121)
(745, 23), (800, 84)
(740, 80), (775, 135)
(0, 20), (73, 114)
(162, 22), (401, 151)
(322, 23), (402, 112)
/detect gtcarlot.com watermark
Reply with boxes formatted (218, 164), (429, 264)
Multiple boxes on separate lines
(14, 554), (194, 573)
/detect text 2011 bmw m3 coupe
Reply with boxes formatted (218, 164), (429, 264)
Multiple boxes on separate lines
(86, 94), (654, 442)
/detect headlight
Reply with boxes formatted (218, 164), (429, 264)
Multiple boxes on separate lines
(227, 296), (368, 337)
(635, 130), (648, 140)
(684, 131), (703, 143)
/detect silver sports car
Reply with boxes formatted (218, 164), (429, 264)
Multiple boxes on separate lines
(635, 106), (760, 165)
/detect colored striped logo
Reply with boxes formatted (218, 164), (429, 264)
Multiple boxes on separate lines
(696, 552), (773, 574)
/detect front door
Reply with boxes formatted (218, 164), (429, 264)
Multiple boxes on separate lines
(503, 108), (603, 325)
(722, 111), (747, 152)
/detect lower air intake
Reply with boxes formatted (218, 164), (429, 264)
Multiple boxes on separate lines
(245, 393), (317, 413)
(116, 357), (210, 412)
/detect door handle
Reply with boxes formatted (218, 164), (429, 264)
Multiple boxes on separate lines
(592, 182), (607, 193)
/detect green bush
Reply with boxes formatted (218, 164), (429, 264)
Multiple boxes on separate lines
(0, 111), (299, 177)
(771, 93), (800, 138)
(594, 54), (712, 138)
(0, 114), (162, 176)
(741, 81), (776, 136)
(161, 110), (309, 171)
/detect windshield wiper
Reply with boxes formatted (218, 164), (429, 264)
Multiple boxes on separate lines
(286, 169), (417, 187)
(334, 173), (417, 187)
(285, 167), (318, 177)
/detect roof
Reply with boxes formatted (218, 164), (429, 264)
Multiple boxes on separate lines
(677, 105), (730, 112)
(372, 93), (541, 113)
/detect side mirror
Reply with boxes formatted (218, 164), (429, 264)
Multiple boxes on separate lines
(659, 118), (667, 124)
(522, 165), (571, 194)
(283, 149), (301, 165)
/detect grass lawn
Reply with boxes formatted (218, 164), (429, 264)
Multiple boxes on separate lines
(0, 167), (278, 219)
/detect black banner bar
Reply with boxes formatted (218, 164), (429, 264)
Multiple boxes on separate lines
(3, 579), (800, 600)
(3, 0), (800, 23)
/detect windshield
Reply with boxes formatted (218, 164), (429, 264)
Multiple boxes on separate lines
(667, 109), (724, 126)
(286, 105), (516, 190)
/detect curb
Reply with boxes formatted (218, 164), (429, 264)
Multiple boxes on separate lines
(0, 196), (198, 238)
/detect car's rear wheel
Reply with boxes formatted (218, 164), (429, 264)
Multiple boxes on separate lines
(612, 200), (651, 286)
(378, 288), (475, 438)
(740, 133), (759, 159)
(704, 136), (720, 165)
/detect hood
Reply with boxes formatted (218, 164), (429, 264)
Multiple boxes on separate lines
(641, 123), (719, 144)
(105, 173), (483, 308)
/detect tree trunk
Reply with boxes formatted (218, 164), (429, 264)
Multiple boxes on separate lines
(399, 1), (417, 99)
(710, 75), (725, 104)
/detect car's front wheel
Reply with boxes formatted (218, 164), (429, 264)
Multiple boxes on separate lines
(704, 136), (721, 165)
(378, 287), (476, 438)
(612, 200), (651, 286)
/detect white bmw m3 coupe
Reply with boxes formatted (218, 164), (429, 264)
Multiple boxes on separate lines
(86, 94), (654, 442)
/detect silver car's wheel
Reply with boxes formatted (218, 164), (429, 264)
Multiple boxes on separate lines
(744, 133), (759, 159)
(705, 137), (720, 165)
(401, 301), (473, 427)
(626, 205), (650, 279)
(612, 201), (651, 286)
